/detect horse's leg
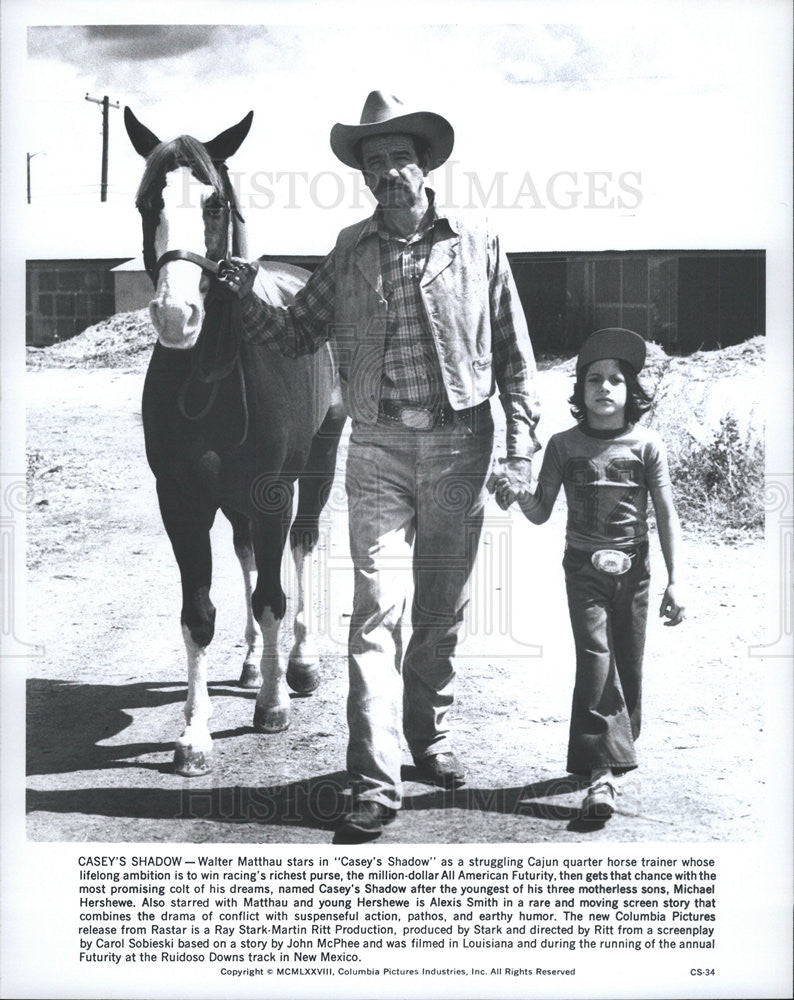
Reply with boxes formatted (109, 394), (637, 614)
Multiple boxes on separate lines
(287, 403), (347, 693)
(250, 500), (293, 733)
(222, 507), (263, 689)
(157, 478), (218, 776)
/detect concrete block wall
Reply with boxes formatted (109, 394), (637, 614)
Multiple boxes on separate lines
(26, 259), (128, 347)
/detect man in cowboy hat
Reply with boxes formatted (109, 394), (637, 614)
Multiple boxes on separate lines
(226, 91), (540, 842)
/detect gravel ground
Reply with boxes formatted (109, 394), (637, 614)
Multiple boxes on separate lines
(23, 321), (774, 844)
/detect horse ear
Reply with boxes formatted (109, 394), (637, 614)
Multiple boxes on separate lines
(124, 107), (162, 158)
(203, 111), (254, 162)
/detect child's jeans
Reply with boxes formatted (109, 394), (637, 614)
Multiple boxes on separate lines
(563, 543), (650, 774)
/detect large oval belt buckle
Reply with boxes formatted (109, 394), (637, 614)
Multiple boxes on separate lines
(400, 407), (434, 430)
(591, 549), (631, 575)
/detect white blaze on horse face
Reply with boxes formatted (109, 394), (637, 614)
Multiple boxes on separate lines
(149, 167), (213, 349)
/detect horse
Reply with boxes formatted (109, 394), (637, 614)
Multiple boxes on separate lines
(124, 107), (346, 776)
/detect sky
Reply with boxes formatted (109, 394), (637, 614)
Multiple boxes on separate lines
(4, 2), (790, 260)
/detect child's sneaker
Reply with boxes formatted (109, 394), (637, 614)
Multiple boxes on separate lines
(582, 769), (616, 819)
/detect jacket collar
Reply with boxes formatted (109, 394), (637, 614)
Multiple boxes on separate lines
(353, 190), (459, 295)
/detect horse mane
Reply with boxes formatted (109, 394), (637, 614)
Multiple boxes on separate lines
(135, 135), (226, 213)
(135, 133), (249, 274)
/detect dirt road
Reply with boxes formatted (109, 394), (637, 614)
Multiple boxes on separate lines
(24, 363), (772, 843)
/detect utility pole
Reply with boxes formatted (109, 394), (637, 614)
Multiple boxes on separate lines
(27, 152), (44, 204)
(85, 93), (120, 202)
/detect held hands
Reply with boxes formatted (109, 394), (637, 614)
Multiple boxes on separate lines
(659, 584), (686, 626)
(217, 256), (259, 298)
(486, 457), (534, 510)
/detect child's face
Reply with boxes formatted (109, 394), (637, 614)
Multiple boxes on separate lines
(583, 359), (627, 426)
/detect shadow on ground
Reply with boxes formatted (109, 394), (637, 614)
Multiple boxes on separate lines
(27, 774), (590, 834)
(27, 676), (289, 775)
(25, 678), (611, 837)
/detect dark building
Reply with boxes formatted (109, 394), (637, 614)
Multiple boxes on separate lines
(264, 250), (766, 355)
(508, 249), (765, 356)
(26, 258), (128, 347)
(25, 249), (765, 356)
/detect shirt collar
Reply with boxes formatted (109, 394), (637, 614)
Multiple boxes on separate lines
(579, 422), (633, 439)
(355, 189), (457, 245)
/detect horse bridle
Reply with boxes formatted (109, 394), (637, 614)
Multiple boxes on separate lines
(153, 217), (243, 281)
(154, 248), (231, 279)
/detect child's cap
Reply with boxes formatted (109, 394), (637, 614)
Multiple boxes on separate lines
(576, 327), (646, 373)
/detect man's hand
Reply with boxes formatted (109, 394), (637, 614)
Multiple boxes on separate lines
(659, 585), (685, 626)
(486, 457), (533, 510)
(218, 256), (259, 297)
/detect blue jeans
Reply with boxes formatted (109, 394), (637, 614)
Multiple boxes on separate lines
(563, 544), (650, 775)
(344, 409), (494, 808)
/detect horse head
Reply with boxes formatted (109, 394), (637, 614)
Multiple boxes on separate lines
(124, 107), (253, 349)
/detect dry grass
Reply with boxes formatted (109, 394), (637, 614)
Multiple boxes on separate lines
(664, 413), (765, 541)
(643, 338), (765, 541)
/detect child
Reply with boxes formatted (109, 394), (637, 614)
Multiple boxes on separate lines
(491, 328), (685, 820)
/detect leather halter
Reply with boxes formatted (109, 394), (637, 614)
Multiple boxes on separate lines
(154, 248), (225, 277)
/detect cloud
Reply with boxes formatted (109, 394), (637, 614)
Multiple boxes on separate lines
(29, 25), (227, 64)
(27, 25), (302, 95)
(83, 25), (216, 61)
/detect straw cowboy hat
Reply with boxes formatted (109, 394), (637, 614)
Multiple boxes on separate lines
(330, 91), (455, 171)
(576, 328), (647, 373)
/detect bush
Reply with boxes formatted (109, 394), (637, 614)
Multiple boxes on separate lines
(668, 412), (764, 538)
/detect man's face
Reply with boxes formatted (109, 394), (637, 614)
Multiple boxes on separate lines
(360, 133), (426, 208)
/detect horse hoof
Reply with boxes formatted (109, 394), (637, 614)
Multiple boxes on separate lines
(253, 704), (290, 733)
(173, 745), (212, 777)
(286, 659), (320, 694)
(239, 663), (261, 689)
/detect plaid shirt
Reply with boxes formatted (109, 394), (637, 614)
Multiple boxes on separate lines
(240, 199), (446, 412)
(377, 205), (447, 409)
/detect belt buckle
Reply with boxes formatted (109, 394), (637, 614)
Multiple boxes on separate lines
(399, 406), (435, 430)
(591, 549), (631, 575)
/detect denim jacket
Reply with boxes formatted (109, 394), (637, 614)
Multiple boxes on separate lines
(332, 212), (540, 459)
(241, 208), (540, 459)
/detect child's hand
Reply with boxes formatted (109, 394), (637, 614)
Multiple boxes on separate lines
(659, 585), (685, 626)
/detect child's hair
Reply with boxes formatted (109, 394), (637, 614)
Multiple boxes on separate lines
(568, 359), (653, 425)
